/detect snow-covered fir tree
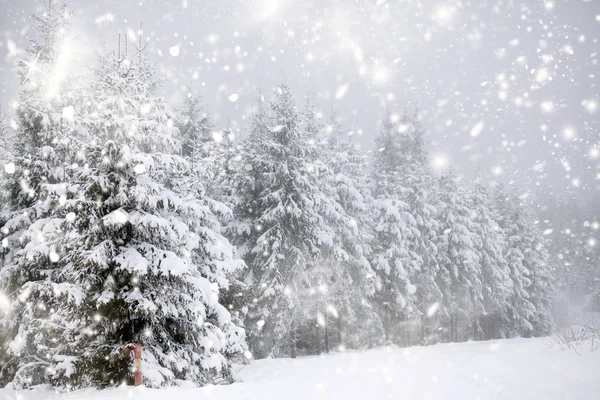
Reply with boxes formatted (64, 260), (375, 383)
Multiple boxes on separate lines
(0, 30), (245, 388)
(391, 111), (443, 343)
(175, 91), (218, 183)
(523, 223), (555, 336)
(492, 185), (550, 337)
(370, 112), (420, 344)
(222, 91), (272, 357)
(225, 84), (350, 358)
(319, 109), (381, 349)
(0, 2), (90, 386)
(469, 178), (512, 339)
(211, 121), (239, 196)
(436, 169), (483, 341)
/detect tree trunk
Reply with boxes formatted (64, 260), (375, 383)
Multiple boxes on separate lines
(337, 313), (342, 347)
(324, 311), (329, 353)
(421, 314), (425, 345)
(454, 313), (459, 342)
(485, 315), (489, 340)
(290, 322), (297, 359)
(399, 320), (405, 347)
(316, 322), (321, 355)
(385, 305), (389, 342)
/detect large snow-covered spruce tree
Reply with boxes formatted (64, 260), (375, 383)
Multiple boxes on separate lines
(391, 112), (443, 343)
(317, 110), (381, 349)
(468, 179), (512, 339)
(436, 169), (483, 341)
(0, 1), (90, 387)
(0, 28), (245, 388)
(225, 84), (354, 358)
(370, 112), (420, 343)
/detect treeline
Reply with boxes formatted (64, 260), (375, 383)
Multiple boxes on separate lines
(0, 2), (554, 390)
(217, 86), (554, 359)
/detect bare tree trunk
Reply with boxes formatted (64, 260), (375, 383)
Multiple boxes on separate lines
(337, 313), (342, 348)
(385, 305), (390, 342)
(421, 314), (425, 345)
(454, 313), (459, 342)
(485, 315), (489, 340)
(316, 322), (321, 355)
(290, 322), (297, 359)
(324, 311), (329, 353)
(399, 320), (405, 347)
(454, 314), (459, 342)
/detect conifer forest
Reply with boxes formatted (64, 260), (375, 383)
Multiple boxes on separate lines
(0, 1), (598, 398)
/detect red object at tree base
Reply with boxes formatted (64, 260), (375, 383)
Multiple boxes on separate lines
(123, 343), (143, 386)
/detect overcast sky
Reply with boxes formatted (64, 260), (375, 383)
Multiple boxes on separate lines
(1, 0), (598, 204)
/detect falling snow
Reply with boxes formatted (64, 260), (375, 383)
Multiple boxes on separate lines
(0, 0), (598, 397)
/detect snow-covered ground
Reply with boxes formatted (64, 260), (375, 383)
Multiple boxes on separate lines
(1, 337), (598, 400)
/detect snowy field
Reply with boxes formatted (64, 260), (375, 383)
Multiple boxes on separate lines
(1, 337), (598, 400)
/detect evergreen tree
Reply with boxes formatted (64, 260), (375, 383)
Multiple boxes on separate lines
(321, 110), (381, 349)
(524, 224), (555, 336)
(212, 121), (239, 196)
(223, 91), (272, 357)
(0, 2), (89, 386)
(225, 84), (347, 358)
(436, 169), (483, 341)
(370, 112), (420, 344)
(493, 186), (537, 337)
(0, 34), (245, 388)
(176, 91), (216, 181)
(469, 179), (512, 339)
(393, 111), (443, 343)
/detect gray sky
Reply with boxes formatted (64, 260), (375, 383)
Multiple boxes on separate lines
(1, 0), (599, 204)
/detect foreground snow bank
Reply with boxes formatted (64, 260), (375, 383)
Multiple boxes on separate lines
(1, 337), (598, 400)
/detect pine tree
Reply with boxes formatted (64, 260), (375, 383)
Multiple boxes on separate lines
(320, 109), (381, 349)
(223, 91), (271, 357)
(176, 91), (217, 182)
(212, 121), (239, 197)
(225, 84), (347, 358)
(0, 33), (245, 388)
(370, 112), (420, 344)
(469, 179), (512, 339)
(524, 224), (555, 336)
(0, 2), (89, 386)
(393, 111), (443, 343)
(436, 169), (483, 341)
(495, 189), (554, 336)
(493, 186), (537, 337)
